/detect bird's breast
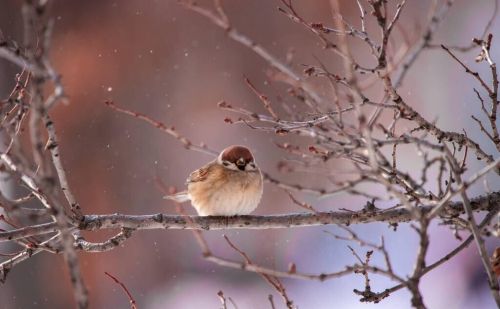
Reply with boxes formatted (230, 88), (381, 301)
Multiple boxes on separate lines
(188, 169), (263, 216)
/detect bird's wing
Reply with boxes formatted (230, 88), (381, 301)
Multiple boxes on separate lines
(186, 162), (214, 183)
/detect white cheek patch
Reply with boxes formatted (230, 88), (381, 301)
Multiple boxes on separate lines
(245, 161), (257, 171)
(227, 163), (240, 171)
(219, 158), (238, 171)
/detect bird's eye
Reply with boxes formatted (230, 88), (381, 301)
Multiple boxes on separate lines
(222, 161), (230, 166)
(250, 162), (256, 168)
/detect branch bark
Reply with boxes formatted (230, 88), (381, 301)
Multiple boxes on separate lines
(1, 192), (498, 242)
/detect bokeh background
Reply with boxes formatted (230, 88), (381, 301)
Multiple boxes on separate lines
(0, 0), (499, 308)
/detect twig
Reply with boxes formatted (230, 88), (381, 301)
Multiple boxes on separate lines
(104, 100), (217, 156)
(104, 271), (138, 309)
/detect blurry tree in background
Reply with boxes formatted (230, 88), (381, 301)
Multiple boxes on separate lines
(0, 0), (499, 308)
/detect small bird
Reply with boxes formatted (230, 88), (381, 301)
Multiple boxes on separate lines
(165, 145), (263, 216)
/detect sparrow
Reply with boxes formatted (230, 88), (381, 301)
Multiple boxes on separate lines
(165, 145), (263, 216)
(491, 247), (500, 277)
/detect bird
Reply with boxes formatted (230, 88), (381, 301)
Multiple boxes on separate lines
(164, 145), (263, 216)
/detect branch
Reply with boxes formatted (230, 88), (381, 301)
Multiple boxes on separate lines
(1, 192), (498, 242)
(104, 272), (138, 309)
(179, 0), (323, 104)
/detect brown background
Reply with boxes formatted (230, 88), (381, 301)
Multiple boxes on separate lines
(0, 1), (499, 308)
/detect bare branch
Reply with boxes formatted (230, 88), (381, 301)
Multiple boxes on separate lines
(104, 271), (138, 309)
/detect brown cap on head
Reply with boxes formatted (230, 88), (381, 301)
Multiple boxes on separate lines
(219, 145), (254, 164)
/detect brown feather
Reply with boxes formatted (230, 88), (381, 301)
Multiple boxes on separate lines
(186, 162), (212, 183)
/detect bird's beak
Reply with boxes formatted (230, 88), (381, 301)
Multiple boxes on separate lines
(236, 158), (246, 167)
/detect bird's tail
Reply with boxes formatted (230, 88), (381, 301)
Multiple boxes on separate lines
(163, 191), (190, 203)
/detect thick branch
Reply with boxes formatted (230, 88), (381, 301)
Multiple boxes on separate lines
(80, 191), (499, 231)
(0, 192), (498, 242)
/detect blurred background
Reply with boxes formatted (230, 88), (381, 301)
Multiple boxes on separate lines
(0, 0), (499, 308)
